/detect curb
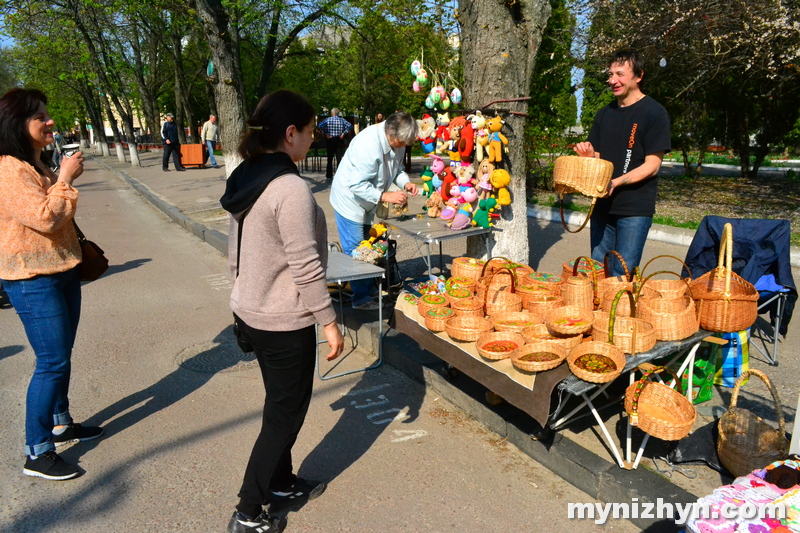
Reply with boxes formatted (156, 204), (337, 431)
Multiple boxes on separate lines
(101, 157), (695, 531)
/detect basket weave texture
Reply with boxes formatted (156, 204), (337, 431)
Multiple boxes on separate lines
(637, 294), (699, 341)
(417, 294), (448, 317)
(522, 324), (583, 352)
(510, 342), (567, 373)
(424, 307), (454, 332)
(717, 369), (789, 477)
(450, 297), (485, 318)
(484, 289), (522, 316)
(451, 257), (485, 281)
(624, 366), (696, 441)
(475, 331), (525, 361)
(567, 341), (625, 383)
(545, 305), (595, 336)
(553, 155), (614, 198)
(592, 289), (657, 354)
(444, 316), (493, 343)
(689, 223), (758, 333)
(490, 311), (540, 333)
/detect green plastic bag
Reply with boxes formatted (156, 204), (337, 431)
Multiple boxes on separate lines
(677, 341), (718, 405)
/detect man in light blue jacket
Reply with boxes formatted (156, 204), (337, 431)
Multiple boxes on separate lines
(330, 111), (419, 311)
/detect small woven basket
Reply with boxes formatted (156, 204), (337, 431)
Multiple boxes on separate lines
(560, 257), (605, 283)
(444, 287), (473, 306)
(525, 293), (566, 322)
(561, 256), (601, 310)
(597, 251), (634, 303)
(417, 294), (449, 318)
(639, 254), (693, 299)
(636, 272), (699, 341)
(717, 369), (789, 477)
(475, 331), (525, 361)
(450, 297), (485, 318)
(510, 342), (567, 373)
(451, 257), (486, 281)
(444, 316), (493, 343)
(567, 341), (625, 383)
(519, 271), (563, 289)
(689, 223), (759, 333)
(490, 311), (541, 334)
(515, 284), (555, 311)
(424, 307), (455, 332)
(545, 305), (595, 336)
(592, 290), (657, 355)
(553, 155), (614, 198)
(522, 324), (583, 353)
(446, 276), (476, 293)
(624, 366), (696, 441)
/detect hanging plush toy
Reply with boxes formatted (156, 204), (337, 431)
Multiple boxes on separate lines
(447, 116), (467, 166)
(416, 114), (436, 155)
(472, 197), (499, 228)
(438, 166), (457, 203)
(485, 116), (509, 163)
(455, 163), (476, 194)
(490, 169), (511, 206)
(435, 113), (451, 155)
(468, 111), (488, 162)
(457, 120), (475, 164)
(476, 159), (494, 200)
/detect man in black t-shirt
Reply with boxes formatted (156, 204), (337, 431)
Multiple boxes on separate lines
(574, 50), (671, 276)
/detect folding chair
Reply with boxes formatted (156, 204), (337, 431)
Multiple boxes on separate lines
(682, 216), (797, 366)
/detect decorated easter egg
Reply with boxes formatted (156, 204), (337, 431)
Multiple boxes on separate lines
(416, 69), (428, 86)
(450, 88), (462, 104)
(440, 95), (451, 110)
(424, 95), (435, 108)
(433, 86), (446, 98)
(412, 81), (420, 93)
(411, 60), (421, 76)
(430, 89), (441, 103)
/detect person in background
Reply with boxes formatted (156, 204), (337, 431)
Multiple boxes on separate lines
(573, 49), (671, 276)
(52, 128), (64, 169)
(161, 112), (185, 172)
(220, 90), (344, 533)
(201, 114), (220, 169)
(0, 88), (103, 481)
(375, 113), (384, 124)
(329, 111), (419, 311)
(317, 108), (352, 180)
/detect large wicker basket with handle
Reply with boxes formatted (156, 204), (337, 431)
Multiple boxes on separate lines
(624, 365), (696, 441)
(717, 369), (789, 477)
(689, 223), (759, 333)
(553, 155), (614, 234)
(451, 257), (486, 281)
(636, 273), (699, 341)
(562, 256), (600, 311)
(592, 289), (657, 354)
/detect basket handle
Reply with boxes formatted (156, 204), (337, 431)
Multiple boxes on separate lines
(559, 195), (595, 234)
(572, 256), (600, 307)
(728, 368), (787, 441)
(640, 254), (693, 281)
(479, 256), (514, 279)
(482, 266), (517, 314)
(637, 270), (695, 300)
(628, 365), (684, 426)
(603, 250), (631, 281)
(714, 223), (734, 298)
(607, 287), (637, 344)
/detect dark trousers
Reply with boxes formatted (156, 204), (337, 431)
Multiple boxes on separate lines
(325, 137), (344, 179)
(235, 318), (316, 517)
(162, 142), (183, 170)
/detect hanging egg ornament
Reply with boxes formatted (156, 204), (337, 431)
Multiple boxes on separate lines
(433, 86), (446, 98)
(440, 95), (451, 110)
(424, 95), (435, 108)
(411, 60), (421, 76)
(416, 69), (428, 87)
(430, 89), (441, 104)
(412, 81), (421, 93)
(450, 88), (462, 105)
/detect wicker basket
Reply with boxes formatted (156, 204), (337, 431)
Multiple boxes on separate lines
(560, 257), (605, 283)
(444, 316), (493, 343)
(450, 297), (485, 318)
(519, 271), (564, 289)
(592, 290), (657, 355)
(475, 331), (525, 361)
(717, 369), (789, 477)
(484, 290), (523, 316)
(444, 287), (473, 306)
(522, 323), (583, 352)
(516, 284), (555, 310)
(624, 366), (696, 441)
(553, 155), (614, 198)
(689, 223), (759, 333)
(525, 293), (566, 321)
(446, 276), (476, 293)
(451, 257), (486, 281)
(490, 311), (541, 333)
(637, 295), (699, 341)
(562, 256), (600, 310)
(510, 342), (567, 373)
(424, 307), (455, 332)
(639, 255), (693, 299)
(545, 305), (595, 336)
(417, 293), (449, 317)
(599, 284), (658, 317)
(567, 341), (625, 383)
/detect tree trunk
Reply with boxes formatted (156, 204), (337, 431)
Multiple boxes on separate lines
(459, 0), (550, 264)
(191, 0), (248, 174)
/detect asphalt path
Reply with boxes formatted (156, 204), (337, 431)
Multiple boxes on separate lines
(0, 159), (639, 531)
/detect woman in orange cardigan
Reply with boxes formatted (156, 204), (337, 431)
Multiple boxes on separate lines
(0, 88), (102, 481)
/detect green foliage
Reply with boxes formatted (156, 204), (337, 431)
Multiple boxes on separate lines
(0, 48), (18, 94)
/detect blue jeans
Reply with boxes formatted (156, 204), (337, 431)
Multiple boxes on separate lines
(2, 268), (81, 456)
(590, 213), (653, 277)
(334, 210), (375, 306)
(205, 140), (217, 166)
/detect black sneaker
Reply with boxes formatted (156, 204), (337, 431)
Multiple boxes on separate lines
(271, 478), (327, 504)
(53, 423), (103, 447)
(227, 511), (287, 533)
(23, 451), (80, 480)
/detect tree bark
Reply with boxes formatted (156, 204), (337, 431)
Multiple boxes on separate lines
(191, 0), (248, 174)
(459, 0), (551, 264)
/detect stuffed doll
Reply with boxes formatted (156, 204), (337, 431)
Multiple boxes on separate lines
(449, 200), (475, 230)
(476, 159), (494, 200)
(472, 197), (499, 228)
(420, 166), (435, 198)
(485, 116), (508, 163)
(468, 111), (488, 162)
(438, 165), (457, 203)
(440, 185), (461, 221)
(490, 168), (511, 206)
(435, 113), (450, 155)
(417, 114), (436, 156)
(457, 120), (475, 164)
(447, 116), (467, 166)
(426, 191), (444, 218)
(455, 163), (476, 194)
